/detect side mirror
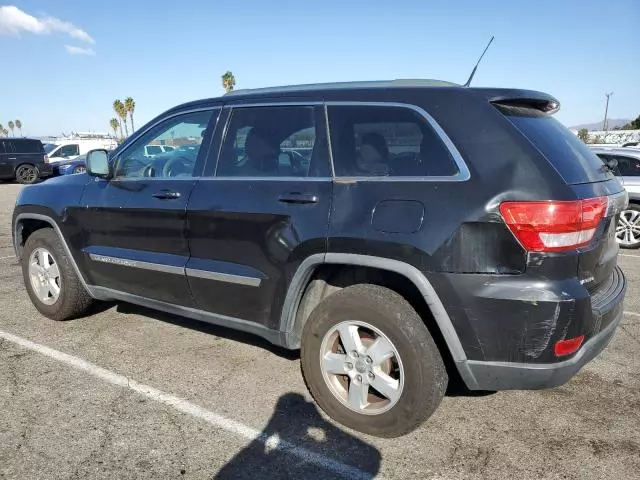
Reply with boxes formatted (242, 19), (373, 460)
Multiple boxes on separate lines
(86, 149), (111, 179)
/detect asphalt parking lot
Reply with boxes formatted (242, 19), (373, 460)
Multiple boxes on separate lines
(0, 183), (639, 480)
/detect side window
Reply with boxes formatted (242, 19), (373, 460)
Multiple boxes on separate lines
(114, 109), (214, 179)
(59, 144), (80, 157)
(0, 141), (5, 154)
(614, 156), (640, 176)
(13, 141), (40, 154)
(327, 105), (460, 177)
(216, 106), (324, 178)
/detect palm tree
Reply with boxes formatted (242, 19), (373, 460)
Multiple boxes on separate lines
(124, 97), (136, 133)
(110, 118), (120, 139)
(113, 99), (128, 138)
(1, 128), (8, 137)
(222, 71), (236, 93)
(8, 121), (15, 136)
(15, 119), (22, 136)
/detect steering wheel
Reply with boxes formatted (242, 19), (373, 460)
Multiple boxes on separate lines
(162, 155), (194, 177)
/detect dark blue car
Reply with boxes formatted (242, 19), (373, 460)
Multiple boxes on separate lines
(53, 154), (87, 175)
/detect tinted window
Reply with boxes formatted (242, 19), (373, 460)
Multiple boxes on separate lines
(500, 110), (612, 184)
(43, 143), (57, 154)
(327, 105), (459, 177)
(0, 141), (5, 154)
(115, 109), (214, 179)
(146, 145), (164, 155)
(611, 155), (640, 177)
(12, 140), (44, 154)
(217, 106), (327, 178)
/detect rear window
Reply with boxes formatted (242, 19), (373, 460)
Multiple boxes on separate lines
(499, 107), (612, 185)
(12, 140), (45, 154)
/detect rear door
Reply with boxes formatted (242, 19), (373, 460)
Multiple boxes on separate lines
(186, 104), (332, 329)
(76, 108), (219, 306)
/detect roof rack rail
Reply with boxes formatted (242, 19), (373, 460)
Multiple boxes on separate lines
(224, 78), (459, 96)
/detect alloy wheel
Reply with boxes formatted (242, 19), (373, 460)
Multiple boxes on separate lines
(28, 247), (62, 305)
(616, 209), (640, 246)
(319, 320), (404, 415)
(17, 165), (37, 184)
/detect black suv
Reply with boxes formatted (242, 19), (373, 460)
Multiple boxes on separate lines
(0, 138), (52, 184)
(12, 80), (627, 437)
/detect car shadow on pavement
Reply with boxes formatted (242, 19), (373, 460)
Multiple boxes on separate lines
(115, 302), (300, 360)
(214, 392), (381, 479)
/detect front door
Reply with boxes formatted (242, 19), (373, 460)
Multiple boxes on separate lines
(76, 108), (219, 306)
(186, 104), (332, 329)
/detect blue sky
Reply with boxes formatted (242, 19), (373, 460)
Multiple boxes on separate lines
(1, 0), (639, 136)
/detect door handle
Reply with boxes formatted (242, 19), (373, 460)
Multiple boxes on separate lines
(278, 193), (319, 204)
(152, 190), (181, 200)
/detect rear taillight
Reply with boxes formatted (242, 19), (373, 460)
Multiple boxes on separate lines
(499, 197), (608, 252)
(44, 155), (49, 164)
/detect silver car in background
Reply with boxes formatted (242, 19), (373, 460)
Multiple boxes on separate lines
(590, 146), (640, 248)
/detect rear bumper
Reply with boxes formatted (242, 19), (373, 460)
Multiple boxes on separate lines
(37, 164), (53, 178)
(456, 267), (626, 390)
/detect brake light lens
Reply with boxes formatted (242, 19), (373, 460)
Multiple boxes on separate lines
(499, 197), (608, 252)
(44, 155), (50, 164)
(554, 335), (584, 357)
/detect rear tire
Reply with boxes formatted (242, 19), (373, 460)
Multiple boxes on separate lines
(21, 228), (94, 320)
(300, 283), (448, 438)
(15, 164), (39, 184)
(616, 204), (640, 249)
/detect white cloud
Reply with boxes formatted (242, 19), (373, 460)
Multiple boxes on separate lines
(0, 5), (94, 44)
(65, 45), (96, 56)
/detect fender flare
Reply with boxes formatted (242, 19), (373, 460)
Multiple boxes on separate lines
(279, 252), (468, 364)
(13, 213), (95, 296)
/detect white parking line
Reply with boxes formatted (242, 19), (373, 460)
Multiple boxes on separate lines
(0, 329), (379, 480)
(624, 311), (640, 317)
(619, 254), (640, 259)
(0, 255), (15, 260)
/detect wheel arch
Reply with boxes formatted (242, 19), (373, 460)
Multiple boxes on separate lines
(280, 253), (468, 366)
(13, 213), (94, 296)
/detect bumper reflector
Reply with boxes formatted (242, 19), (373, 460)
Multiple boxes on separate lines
(554, 335), (585, 357)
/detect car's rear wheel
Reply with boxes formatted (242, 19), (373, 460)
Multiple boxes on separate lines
(22, 228), (94, 320)
(616, 205), (640, 249)
(300, 283), (447, 438)
(15, 164), (38, 184)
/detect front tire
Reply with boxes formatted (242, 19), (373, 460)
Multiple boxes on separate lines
(15, 164), (39, 184)
(22, 229), (94, 320)
(300, 284), (448, 438)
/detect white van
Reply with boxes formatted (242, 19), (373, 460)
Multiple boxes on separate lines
(43, 139), (118, 163)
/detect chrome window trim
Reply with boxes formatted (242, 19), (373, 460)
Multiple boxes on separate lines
(113, 106), (222, 180)
(324, 101), (471, 182)
(212, 100), (470, 182)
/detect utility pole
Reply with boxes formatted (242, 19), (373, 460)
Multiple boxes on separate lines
(603, 92), (613, 140)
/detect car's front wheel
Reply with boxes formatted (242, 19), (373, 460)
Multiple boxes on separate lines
(22, 228), (94, 320)
(616, 205), (640, 249)
(300, 284), (448, 438)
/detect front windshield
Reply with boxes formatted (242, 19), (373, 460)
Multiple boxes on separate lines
(43, 143), (58, 154)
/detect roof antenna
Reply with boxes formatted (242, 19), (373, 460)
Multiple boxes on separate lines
(463, 36), (494, 87)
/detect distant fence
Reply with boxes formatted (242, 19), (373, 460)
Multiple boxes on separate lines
(571, 129), (640, 145)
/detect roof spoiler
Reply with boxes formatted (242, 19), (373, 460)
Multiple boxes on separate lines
(481, 89), (560, 115)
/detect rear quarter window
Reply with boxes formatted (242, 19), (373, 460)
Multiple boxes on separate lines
(12, 140), (45, 154)
(498, 106), (612, 185)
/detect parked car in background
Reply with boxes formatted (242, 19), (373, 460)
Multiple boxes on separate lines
(0, 138), (52, 184)
(144, 144), (175, 157)
(44, 139), (117, 164)
(53, 154), (87, 175)
(591, 146), (640, 248)
(12, 80), (628, 437)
